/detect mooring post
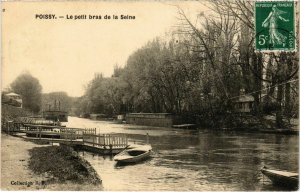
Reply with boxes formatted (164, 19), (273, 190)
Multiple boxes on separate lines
(146, 133), (149, 144)
(7, 122), (10, 134)
(109, 144), (113, 154)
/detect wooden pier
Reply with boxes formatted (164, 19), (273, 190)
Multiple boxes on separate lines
(2, 122), (128, 155)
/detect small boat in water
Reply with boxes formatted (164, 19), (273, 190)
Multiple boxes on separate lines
(113, 145), (152, 163)
(261, 166), (299, 189)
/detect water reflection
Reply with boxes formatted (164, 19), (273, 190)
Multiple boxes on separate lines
(67, 117), (298, 191)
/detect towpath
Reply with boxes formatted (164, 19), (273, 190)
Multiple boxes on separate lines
(1, 134), (47, 190)
(1, 134), (102, 190)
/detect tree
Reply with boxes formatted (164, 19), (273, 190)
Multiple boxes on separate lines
(42, 92), (72, 112)
(10, 72), (42, 113)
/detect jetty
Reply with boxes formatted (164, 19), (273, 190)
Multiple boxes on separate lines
(2, 121), (128, 155)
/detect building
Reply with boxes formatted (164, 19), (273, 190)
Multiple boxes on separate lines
(42, 110), (68, 122)
(126, 113), (179, 127)
(233, 94), (254, 113)
(5, 92), (22, 108)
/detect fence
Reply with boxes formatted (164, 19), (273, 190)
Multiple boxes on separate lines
(1, 121), (22, 133)
(17, 117), (55, 125)
(2, 121), (128, 149)
(60, 128), (83, 140)
(82, 128), (128, 149)
(83, 133), (128, 149)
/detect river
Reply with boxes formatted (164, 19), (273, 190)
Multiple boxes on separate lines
(66, 116), (298, 191)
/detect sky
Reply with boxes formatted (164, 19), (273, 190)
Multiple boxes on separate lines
(2, 1), (208, 97)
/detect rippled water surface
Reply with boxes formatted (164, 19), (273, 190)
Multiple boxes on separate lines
(66, 117), (298, 191)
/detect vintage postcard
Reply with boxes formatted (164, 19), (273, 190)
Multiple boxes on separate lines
(1, 0), (299, 191)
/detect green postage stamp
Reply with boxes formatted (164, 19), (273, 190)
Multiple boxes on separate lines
(255, 1), (296, 51)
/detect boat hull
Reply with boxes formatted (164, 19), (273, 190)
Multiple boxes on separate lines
(115, 151), (151, 163)
(113, 145), (152, 163)
(261, 167), (299, 189)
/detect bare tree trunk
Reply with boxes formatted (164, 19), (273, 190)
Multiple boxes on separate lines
(276, 84), (284, 128)
(252, 52), (263, 114)
(284, 56), (293, 121)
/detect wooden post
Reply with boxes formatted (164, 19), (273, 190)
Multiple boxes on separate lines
(108, 135), (111, 146)
(146, 133), (149, 144)
(35, 126), (38, 138)
(99, 134), (101, 147)
(93, 130), (95, 147)
(83, 130), (85, 145)
(103, 134), (106, 148)
(95, 134), (97, 146)
(109, 144), (112, 155)
(7, 122), (10, 134)
(70, 130), (72, 141)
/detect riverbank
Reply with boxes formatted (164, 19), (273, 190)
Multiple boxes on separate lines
(1, 134), (48, 190)
(68, 116), (298, 191)
(1, 134), (103, 190)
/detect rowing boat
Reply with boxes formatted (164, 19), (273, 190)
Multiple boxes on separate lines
(113, 144), (152, 163)
(261, 166), (298, 189)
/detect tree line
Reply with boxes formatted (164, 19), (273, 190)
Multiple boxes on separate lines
(75, 1), (298, 128)
(5, 72), (75, 115)
(5, 1), (298, 129)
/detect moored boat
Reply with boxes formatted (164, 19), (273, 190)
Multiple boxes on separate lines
(261, 166), (299, 189)
(113, 144), (152, 163)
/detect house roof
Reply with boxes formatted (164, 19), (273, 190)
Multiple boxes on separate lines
(6, 92), (21, 96)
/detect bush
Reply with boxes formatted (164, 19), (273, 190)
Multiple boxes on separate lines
(28, 146), (91, 184)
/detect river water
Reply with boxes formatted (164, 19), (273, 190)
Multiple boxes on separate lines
(66, 116), (298, 191)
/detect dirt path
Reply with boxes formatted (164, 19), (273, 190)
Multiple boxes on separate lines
(1, 134), (48, 190)
(1, 134), (103, 191)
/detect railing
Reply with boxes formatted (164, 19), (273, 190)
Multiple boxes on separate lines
(61, 128), (83, 140)
(83, 133), (128, 149)
(2, 121), (128, 149)
(1, 121), (22, 133)
(17, 117), (55, 125)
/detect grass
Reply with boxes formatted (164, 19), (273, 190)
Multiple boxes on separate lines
(28, 146), (101, 185)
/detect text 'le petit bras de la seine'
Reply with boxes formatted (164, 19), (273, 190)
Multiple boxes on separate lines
(35, 14), (136, 20)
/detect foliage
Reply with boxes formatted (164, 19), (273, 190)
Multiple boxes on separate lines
(10, 72), (42, 113)
(75, 1), (298, 128)
(28, 146), (100, 185)
(41, 92), (73, 112)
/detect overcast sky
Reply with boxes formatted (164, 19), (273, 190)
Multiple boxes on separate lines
(2, 1), (208, 97)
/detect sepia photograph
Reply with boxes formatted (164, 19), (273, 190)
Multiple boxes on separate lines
(1, 0), (299, 191)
